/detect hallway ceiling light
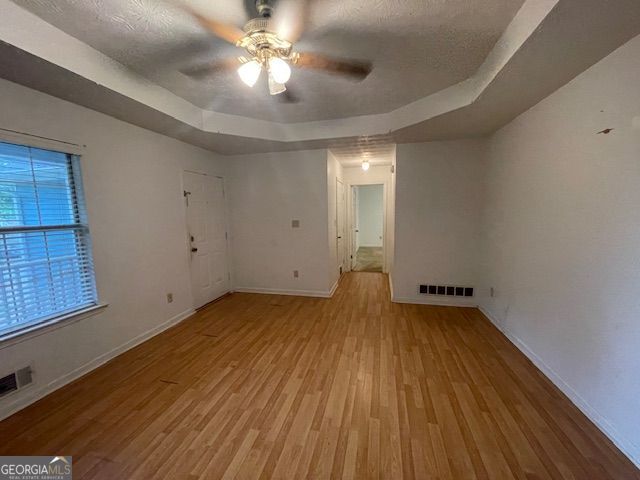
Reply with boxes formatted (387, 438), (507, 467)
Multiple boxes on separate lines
(361, 160), (370, 171)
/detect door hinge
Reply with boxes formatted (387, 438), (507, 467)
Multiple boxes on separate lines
(225, 232), (228, 240)
(183, 190), (191, 206)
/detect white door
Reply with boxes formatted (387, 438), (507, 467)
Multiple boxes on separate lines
(184, 172), (230, 308)
(336, 179), (346, 274)
(351, 186), (358, 270)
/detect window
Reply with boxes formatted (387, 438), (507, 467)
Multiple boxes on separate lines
(0, 140), (97, 339)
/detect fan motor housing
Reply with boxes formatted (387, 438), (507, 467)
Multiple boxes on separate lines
(240, 18), (293, 59)
(255, 0), (274, 17)
(243, 17), (272, 34)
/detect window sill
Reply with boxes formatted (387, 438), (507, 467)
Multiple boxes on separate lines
(0, 304), (108, 350)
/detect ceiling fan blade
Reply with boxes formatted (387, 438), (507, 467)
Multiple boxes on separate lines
(176, 3), (245, 45)
(272, 0), (312, 43)
(181, 58), (239, 79)
(294, 53), (372, 81)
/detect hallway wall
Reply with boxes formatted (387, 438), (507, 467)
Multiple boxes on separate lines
(356, 185), (384, 248)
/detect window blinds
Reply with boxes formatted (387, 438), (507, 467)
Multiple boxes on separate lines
(0, 141), (97, 338)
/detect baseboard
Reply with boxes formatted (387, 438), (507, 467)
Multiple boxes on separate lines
(234, 286), (334, 298)
(478, 305), (640, 469)
(392, 295), (478, 308)
(0, 308), (195, 422)
(328, 277), (340, 297)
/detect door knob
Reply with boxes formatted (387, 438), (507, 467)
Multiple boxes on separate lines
(191, 247), (198, 252)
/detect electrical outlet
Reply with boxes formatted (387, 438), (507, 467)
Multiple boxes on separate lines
(291, 219), (300, 228)
(166, 293), (173, 303)
(293, 270), (299, 278)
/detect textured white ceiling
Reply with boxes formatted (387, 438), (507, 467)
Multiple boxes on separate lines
(4, 0), (639, 154)
(11, 0), (525, 123)
(330, 137), (395, 167)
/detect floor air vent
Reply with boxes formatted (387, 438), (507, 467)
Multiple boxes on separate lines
(0, 367), (33, 398)
(420, 284), (474, 297)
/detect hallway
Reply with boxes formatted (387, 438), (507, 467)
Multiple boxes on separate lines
(352, 246), (383, 272)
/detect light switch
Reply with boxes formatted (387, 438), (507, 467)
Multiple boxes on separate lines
(291, 220), (300, 228)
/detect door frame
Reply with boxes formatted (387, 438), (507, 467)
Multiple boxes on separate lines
(336, 177), (346, 276)
(181, 170), (232, 309)
(347, 181), (388, 273)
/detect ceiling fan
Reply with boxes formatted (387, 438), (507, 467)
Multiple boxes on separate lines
(178, 0), (373, 99)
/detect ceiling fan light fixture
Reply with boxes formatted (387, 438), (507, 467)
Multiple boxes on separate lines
(361, 160), (370, 171)
(180, 1), (374, 101)
(237, 60), (262, 87)
(268, 71), (287, 95)
(268, 57), (292, 84)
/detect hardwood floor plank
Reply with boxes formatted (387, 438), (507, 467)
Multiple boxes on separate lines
(0, 272), (638, 479)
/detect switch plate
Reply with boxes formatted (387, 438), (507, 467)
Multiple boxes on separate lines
(291, 220), (300, 228)
(166, 293), (173, 303)
(293, 270), (299, 278)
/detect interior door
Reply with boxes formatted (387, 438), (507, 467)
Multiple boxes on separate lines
(351, 186), (359, 270)
(184, 171), (229, 309)
(336, 179), (346, 274)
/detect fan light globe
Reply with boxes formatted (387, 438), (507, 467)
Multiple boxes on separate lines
(268, 72), (287, 95)
(238, 60), (262, 87)
(361, 160), (370, 171)
(269, 57), (292, 84)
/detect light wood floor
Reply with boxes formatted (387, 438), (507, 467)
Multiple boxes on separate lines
(1, 273), (638, 479)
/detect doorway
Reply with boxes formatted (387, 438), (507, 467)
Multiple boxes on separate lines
(350, 184), (384, 272)
(336, 178), (346, 275)
(183, 171), (230, 309)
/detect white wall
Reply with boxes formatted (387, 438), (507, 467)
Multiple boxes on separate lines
(480, 34), (640, 465)
(342, 163), (396, 273)
(356, 185), (384, 247)
(392, 140), (485, 306)
(228, 150), (333, 297)
(0, 78), (227, 420)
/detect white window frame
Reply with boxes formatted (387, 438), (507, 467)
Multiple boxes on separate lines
(0, 128), (106, 347)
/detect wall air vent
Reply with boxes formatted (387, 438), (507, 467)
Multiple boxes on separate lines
(419, 285), (474, 297)
(0, 367), (33, 399)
